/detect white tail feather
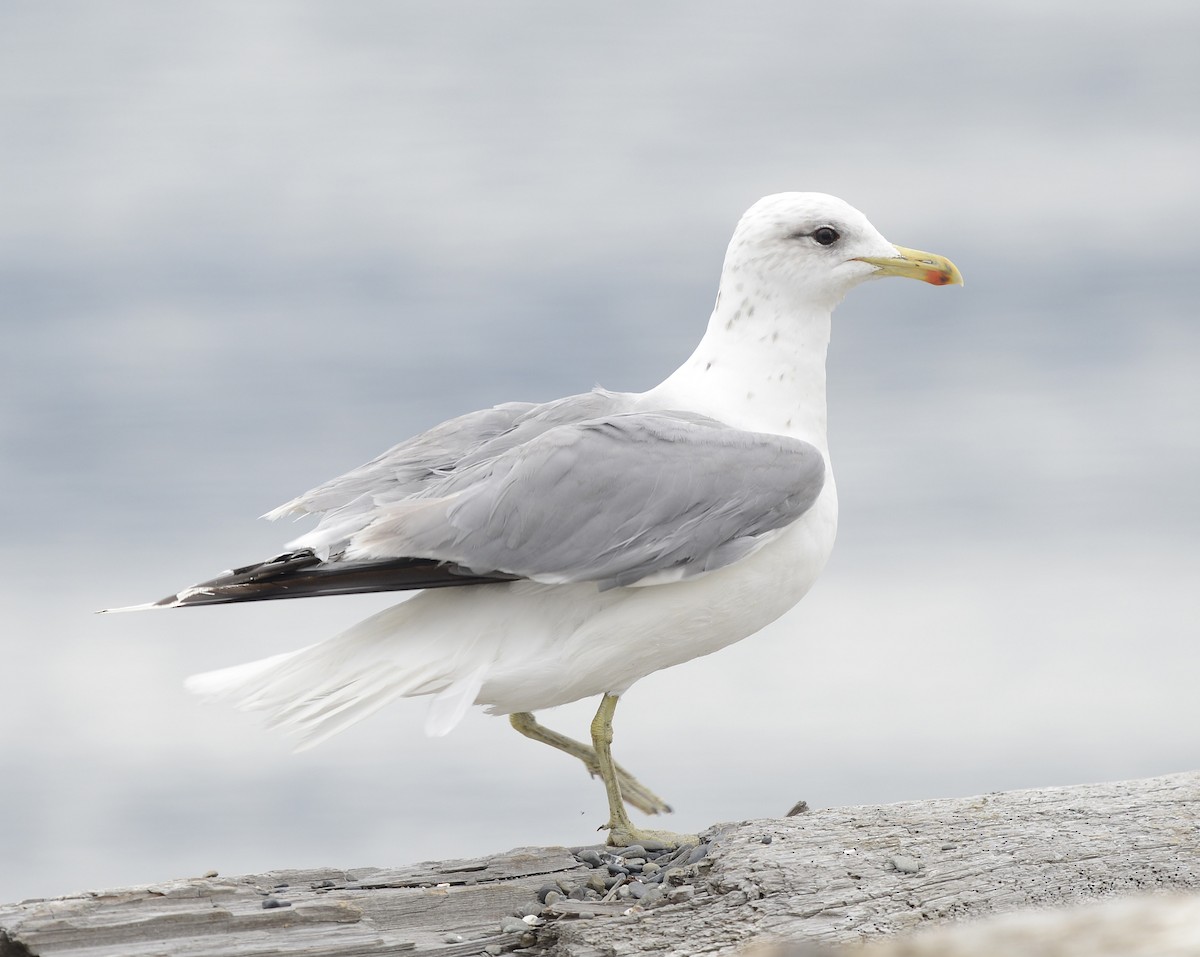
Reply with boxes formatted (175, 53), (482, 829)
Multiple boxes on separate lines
(183, 597), (494, 749)
(424, 665), (488, 737)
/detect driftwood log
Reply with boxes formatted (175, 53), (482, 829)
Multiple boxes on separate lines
(2, 772), (1197, 957)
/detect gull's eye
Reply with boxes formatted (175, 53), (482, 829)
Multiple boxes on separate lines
(812, 226), (840, 246)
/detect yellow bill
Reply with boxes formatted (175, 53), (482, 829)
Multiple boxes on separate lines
(855, 245), (963, 286)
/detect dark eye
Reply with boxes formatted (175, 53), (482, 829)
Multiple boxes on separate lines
(812, 226), (840, 246)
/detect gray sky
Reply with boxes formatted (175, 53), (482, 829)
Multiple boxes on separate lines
(1, 0), (1197, 903)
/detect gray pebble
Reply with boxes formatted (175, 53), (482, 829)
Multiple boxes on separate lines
(627, 881), (648, 899)
(543, 890), (562, 906)
(641, 839), (668, 851)
(642, 861), (661, 876)
(500, 916), (530, 934)
(587, 873), (608, 893)
(640, 886), (665, 907)
(536, 883), (559, 904)
(685, 844), (711, 865)
(568, 887), (588, 901)
(261, 897), (291, 909)
(485, 946), (503, 957)
(577, 850), (603, 867)
(667, 885), (695, 904)
(442, 933), (465, 944)
(761, 834), (773, 845)
(890, 854), (921, 874)
(618, 844), (647, 858)
(606, 862), (629, 876)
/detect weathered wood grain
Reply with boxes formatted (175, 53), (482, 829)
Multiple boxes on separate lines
(2, 773), (1197, 957)
(746, 894), (1200, 957)
(0, 849), (584, 957)
(547, 771), (1200, 956)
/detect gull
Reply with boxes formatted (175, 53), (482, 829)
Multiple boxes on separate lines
(106, 193), (961, 847)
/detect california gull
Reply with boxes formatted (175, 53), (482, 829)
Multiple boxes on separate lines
(106, 192), (962, 846)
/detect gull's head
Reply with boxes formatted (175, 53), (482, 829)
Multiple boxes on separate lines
(724, 192), (963, 311)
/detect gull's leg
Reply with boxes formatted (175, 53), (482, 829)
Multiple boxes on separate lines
(589, 693), (697, 848)
(509, 712), (672, 815)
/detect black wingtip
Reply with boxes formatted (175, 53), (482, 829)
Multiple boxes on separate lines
(116, 549), (521, 610)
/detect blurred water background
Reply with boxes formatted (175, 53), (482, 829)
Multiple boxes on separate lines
(1, 1), (1197, 904)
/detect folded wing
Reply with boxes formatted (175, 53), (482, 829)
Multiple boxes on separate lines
(116, 393), (825, 610)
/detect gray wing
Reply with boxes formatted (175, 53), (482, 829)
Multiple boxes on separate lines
(341, 411), (826, 588)
(128, 400), (825, 611)
(267, 387), (637, 523)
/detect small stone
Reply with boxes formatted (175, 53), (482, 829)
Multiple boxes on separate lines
(624, 857), (646, 872)
(442, 933), (465, 944)
(640, 839), (668, 852)
(639, 886), (665, 907)
(500, 915), (529, 934)
(606, 861), (629, 876)
(311, 879), (336, 889)
(685, 844), (710, 865)
(617, 884), (631, 899)
(577, 849), (603, 867)
(568, 887), (589, 901)
(760, 834), (773, 845)
(667, 885), (695, 904)
(641, 861), (661, 876)
(543, 890), (562, 906)
(587, 873), (607, 893)
(891, 854), (921, 874)
(627, 881), (648, 899)
(619, 844), (647, 858)
(485, 946), (503, 957)
(261, 897), (291, 909)
(273, 882), (289, 889)
(202, 870), (219, 879)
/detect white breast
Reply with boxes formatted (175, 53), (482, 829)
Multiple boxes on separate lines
(476, 476), (839, 714)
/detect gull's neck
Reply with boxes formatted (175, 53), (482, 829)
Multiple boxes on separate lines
(644, 274), (834, 454)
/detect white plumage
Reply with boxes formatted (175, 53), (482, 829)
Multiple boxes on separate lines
(124, 192), (961, 845)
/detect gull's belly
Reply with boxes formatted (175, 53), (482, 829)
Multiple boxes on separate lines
(479, 483), (839, 713)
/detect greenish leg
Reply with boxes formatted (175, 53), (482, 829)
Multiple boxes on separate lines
(589, 693), (698, 849)
(509, 711), (672, 815)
